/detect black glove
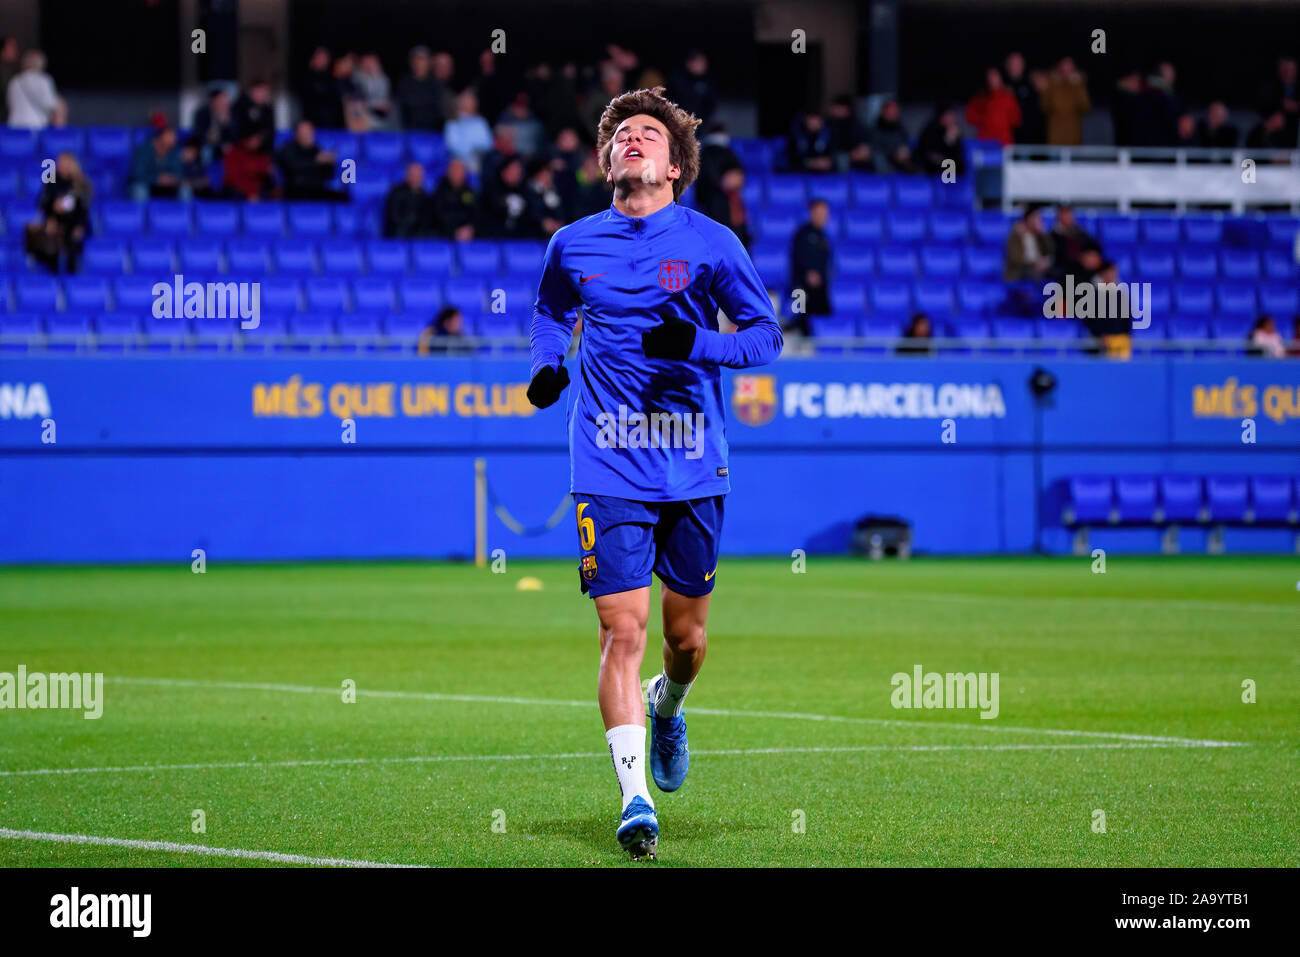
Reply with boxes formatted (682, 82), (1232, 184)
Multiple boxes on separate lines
(641, 314), (697, 360)
(527, 364), (570, 409)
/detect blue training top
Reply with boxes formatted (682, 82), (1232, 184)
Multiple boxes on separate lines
(529, 200), (784, 502)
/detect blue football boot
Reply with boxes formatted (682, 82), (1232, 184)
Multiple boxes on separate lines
(646, 673), (690, 792)
(616, 796), (658, 860)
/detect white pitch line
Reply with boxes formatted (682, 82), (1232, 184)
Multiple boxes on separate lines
(104, 676), (1247, 749)
(0, 827), (423, 868)
(0, 740), (1227, 779)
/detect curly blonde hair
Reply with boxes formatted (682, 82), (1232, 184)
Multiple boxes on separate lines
(595, 87), (701, 201)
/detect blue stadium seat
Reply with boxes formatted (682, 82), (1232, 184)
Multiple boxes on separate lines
(501, 240), (545, 275)
(1177, 248), (1218, 280)
(972, 211), (1011, 245)
(193, 202), (241, 236)
(148, 203), (192, 237)
(1206, 475), (1249, 522)
(958, 281), (1001, 315)
(226, 239), (271, 274)
(45, 313), (91, 348)
(179, 238), (224, 273)
(1183, 217), (1223, 245)
(1036, 319), (1081, 342)
(94, 312), (141, 349)
(1265, 217), (1300, 247)
(337, 313), (383, 346)
(1115, 475), (1158, 522)
(1134, 248), (1175, 281)
(476, 312), (524, 337)
(805, 175), (849, 207)
(0, 128), (38, 159)
(829, 281), (866, 313)
(288, 313), (335, 344)
(316, 130), (359, 158)
(443, 279), (487, 312)
(41, 128), (86, 156)
(1173, 283), (1214, 316)
(130, 238), (175, 272)
(364, 133), (406, 165)
(492, 280), (534, 316)
(920, 245), (961, 278)
(877, 247), (918, 277)
(87, 127), (133, 162)
(272, 240), (318, 275)
(1218, 250), (1260, 281)
(1250, 476), (1296, 523)
(0, 311), (42, 350)
(260, 278), (302, 311)
(365, 240), (411, 275)
(1167, 317), (1210, 340)
(305, 278), (349, 312)
(112, 277), (157, 311)
(807, 314), (857, 338)
(100, 200), (146, 235)
(350, 178), (390, 204)
(948, 317), (991, 342)
(962, 247), (1001, 278)
(849, 175), (890, 207)
(352, 278), (397, 313)
(869, 280), (910, 317)
(835, 245), (874, 278)
(383, 312), (429, 346)
(862, 316), (904, 339)
(0, 168), (21, 200)
(766, 177), (805, 207)
(1067, 476), (1114, 524)
(15, 275), (59, 311)
(892, 179), (933, 207)
(1215, 284), (1257, 320)
(1260, 283), (1299, 316)
(842, 210), (884, 243)
(458, 242), (502, 276)
(885, 210), (926, 244)
(399, 278), (441, 312)
(992, 316), (1035, 340)
(241, 312), (290, 352)
(64, 277), (111, 311)
(242, 203), (286, 237)
(928, 210), (969, 243)
(83, 239), (127, 274)
(1161, 475), (1205, 522)
(406, 132), (445, 166)
(1098, 215), (1138, 246)
(914, 281), (955, 317)
(1139, 217), (1180, 245)
(1210, 317), (1253, 342)
(332, 204), (365, 237)
(411, 240), (455, 275)
(750, 244), (787, 289)
(287, 204), (332, 238)
(320, 240), (365, 275)
(1263, 250), (1298, 280)
(757, 208), (800, 242)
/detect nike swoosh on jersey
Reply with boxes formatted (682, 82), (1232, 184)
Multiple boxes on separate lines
(579, 273), (606, 283)
(704, 567), (717, 581)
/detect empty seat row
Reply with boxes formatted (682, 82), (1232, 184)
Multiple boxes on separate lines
(1066, 474), (1299, 525)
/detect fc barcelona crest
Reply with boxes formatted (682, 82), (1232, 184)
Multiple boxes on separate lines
(581, 554), (598, 581)
(732, 374), (777, 427)
(658, 260), (691, 293)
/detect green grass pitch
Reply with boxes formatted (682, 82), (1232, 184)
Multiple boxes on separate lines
(1, 556), (1296, 867)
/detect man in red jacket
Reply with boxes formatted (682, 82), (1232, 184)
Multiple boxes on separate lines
(966, 67), (1022, 145)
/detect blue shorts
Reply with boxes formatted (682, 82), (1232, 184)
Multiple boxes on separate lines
(574, 493), (725, 599)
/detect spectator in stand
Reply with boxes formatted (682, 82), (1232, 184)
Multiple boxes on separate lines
(496, 90), (545, 157)
(481, 124), (519, 188)
(301, 46), (340, 128)
(431, 158), (479, 240)
(332, 53), (370, 132)
(871, 100), (916, 173)
(475, 49), (513, 132)
(567, 149), (610, 220)
(1247, 110), (1292, 150)
(1143, 62), (1182, 146)
(1290, 317), (1300, 356)
(179, 138), (217, 199)
(788, 198), (833, 334)
(418, 306), (470, 356)
(897, 313), (935, 357)
(222, 132), (275, 201)
(1004, 52), (1045, 143)
(25, 151), (91, 274)
(1041, 57), (1091, 146)
(1111, 68), (1144, 147)
(1249, 316), (1287, 358)
(548, 126), (586, 180)
(827, 94), (872, 171)
(582, 63), (626, 141)
(967, 67), (1022, 145)
(1085, 260), (1132, 359)
(276, 120), (343, 200)
(0, 37), (20, 124)
(695, 121), (742, 212)
(192, 86), (236, 163)
(523, 156), (566, 238)
(129, 126), (184, 199)
(1004, 206), (1054, 280)
(916, 105), (966, 175)
(384, 162), (433, 238)
(354, 53), (393, 130)
(1258, 57), (1298, 146)
(233, 78), (275, 153)
(1048, 204), (1100, 282)
(1174, 112), (1200, 148)
(787, 108), (834, 173)
(479, 156), (533, 237)
(668, 50), (717, 126)
(7, 49), (60, 129)
(527, 61), (583, 138)
(398, 46), (447, 131)
(1199, 102), (1239, 148)
(445, 89), (494, 174)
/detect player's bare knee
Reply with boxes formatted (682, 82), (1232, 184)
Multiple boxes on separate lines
(663, 619), (706, 655)
(600, 612), (648, 658)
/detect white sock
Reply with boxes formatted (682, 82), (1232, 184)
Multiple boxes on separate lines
(653, 671), (694, 718)
(606, 724), (652, 811)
